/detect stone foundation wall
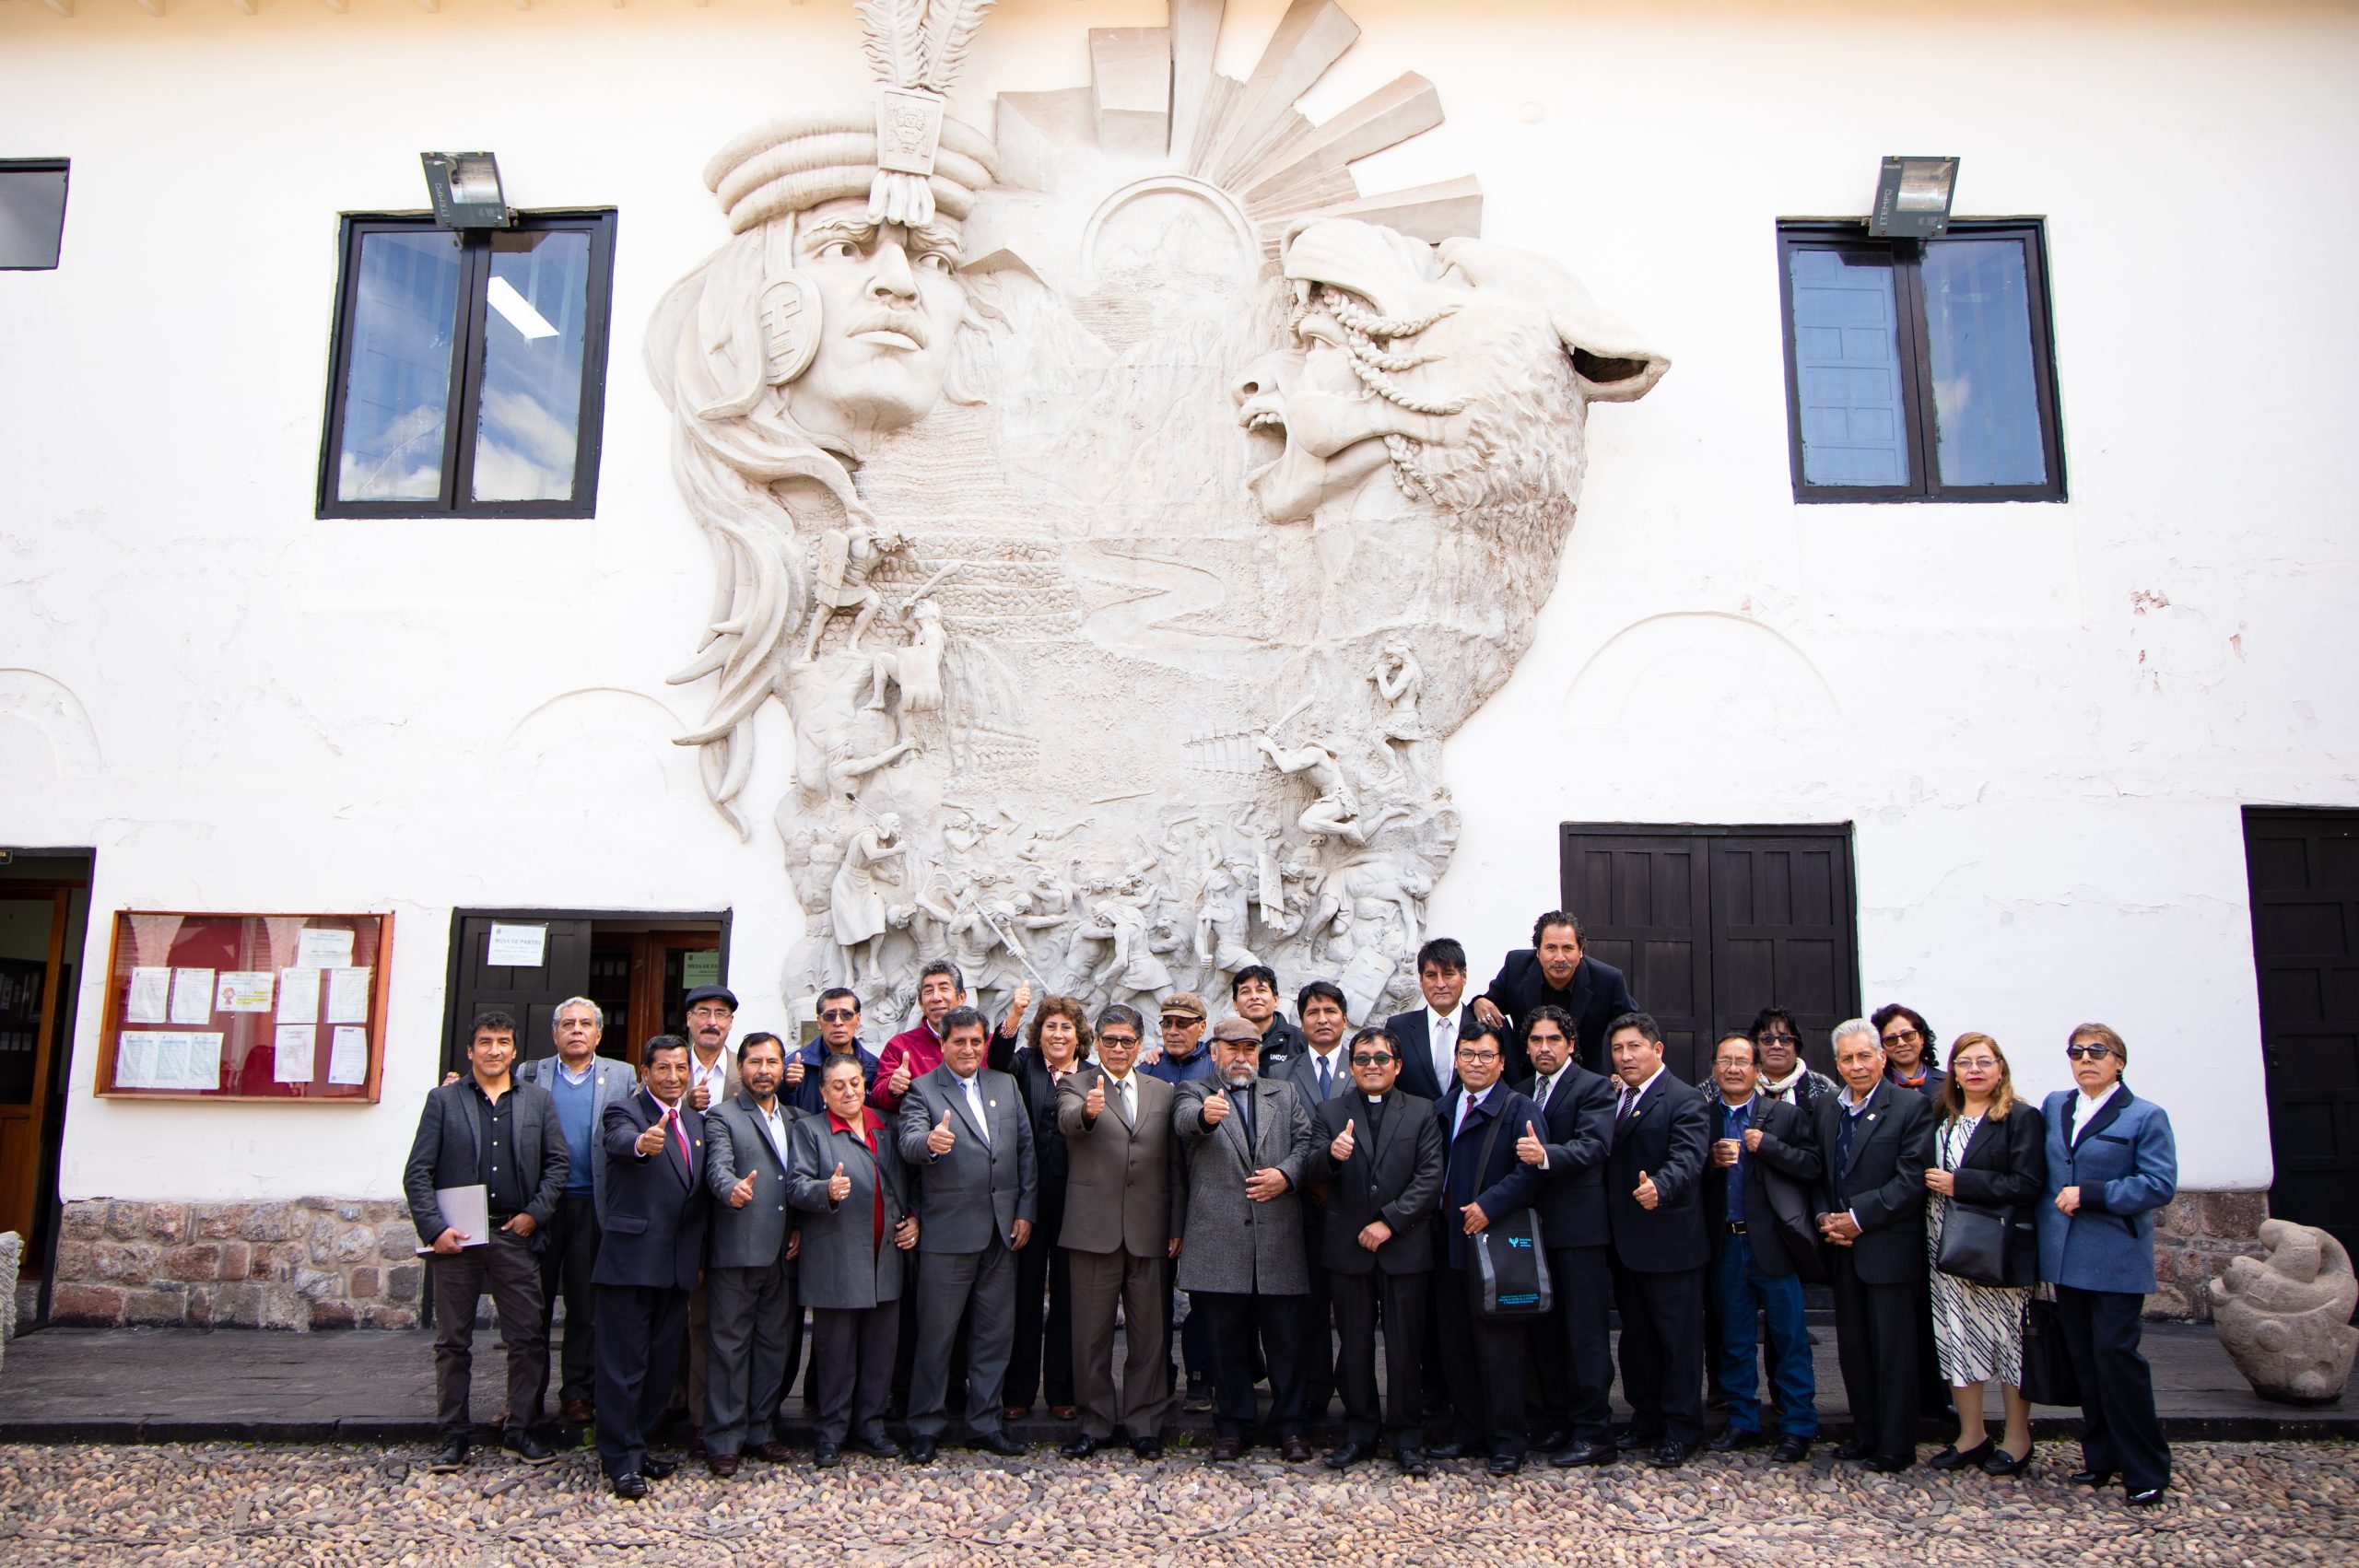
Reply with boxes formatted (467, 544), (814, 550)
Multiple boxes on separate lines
(49, 1199), (422, 1329)
(41, 1189), (2269, 1328)
(2146, 1190), (2269, 1321)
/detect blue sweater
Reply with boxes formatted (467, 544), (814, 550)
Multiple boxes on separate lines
(547, 1060), (599, 1195)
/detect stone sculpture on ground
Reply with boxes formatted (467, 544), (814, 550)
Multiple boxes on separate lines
(651, 0), (1669, 1032)
(2210, 1218), (2359, 1405)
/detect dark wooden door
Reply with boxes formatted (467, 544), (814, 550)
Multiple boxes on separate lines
(1563, 825), (1860, 1083)
(2243, 808), (2359, 1258)
(442, 916), (595, 1072)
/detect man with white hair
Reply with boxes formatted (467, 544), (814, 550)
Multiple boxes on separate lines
(518, 997), (632, 1425)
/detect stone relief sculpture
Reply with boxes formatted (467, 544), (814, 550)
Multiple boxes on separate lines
(2210, 1219), (2359, 1405)
(650, 0), (1669, 1033)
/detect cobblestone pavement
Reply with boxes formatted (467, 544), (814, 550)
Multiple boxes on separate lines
(0, 1440), (2351, 1566)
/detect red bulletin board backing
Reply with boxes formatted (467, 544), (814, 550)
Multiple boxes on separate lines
(96, 912), (393, 1101)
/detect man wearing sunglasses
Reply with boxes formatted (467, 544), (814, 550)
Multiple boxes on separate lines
(788, 987), (881, 1116)
(1308, 1026), (1446, 1475)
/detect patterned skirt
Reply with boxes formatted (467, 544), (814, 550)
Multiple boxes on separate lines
(1926, 1193), (2028, 1387)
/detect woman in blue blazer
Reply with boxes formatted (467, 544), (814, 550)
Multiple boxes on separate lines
(2036, 1022), (2177, 1507)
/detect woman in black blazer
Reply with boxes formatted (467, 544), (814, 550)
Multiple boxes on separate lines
(1003, 996), (1091, 1422)
(1921, 1032), (2047, 1477)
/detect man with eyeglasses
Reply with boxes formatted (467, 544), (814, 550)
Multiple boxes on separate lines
(1142, 992), (1217, 1409)
(1308, 1026), (1445, 1475)
(1510, 1005), (1619, 1468)
(788, 987), (880, 1116)
(676, 984), (742, 1454)
(1262, 980), (1352, 1422)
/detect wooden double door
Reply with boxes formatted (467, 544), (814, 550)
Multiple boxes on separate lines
(440, 910), (731, 1074)
(1560, 825), (1860, 1085)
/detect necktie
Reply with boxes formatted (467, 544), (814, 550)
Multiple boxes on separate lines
(1833, 1103), (1861, 1204)
(966, 1077), (991, 1144)
(1119, 1076), (1134, 1126)
(1434, 1015), (1455, 1085)
(1235, 1084), (1256, 1151)
(1616, 1086), (1637, 1126)
(665, 1106), (691, 1178)
(1538, 1072), (1556, 1107)
(1317, 1055), (1332, 1099)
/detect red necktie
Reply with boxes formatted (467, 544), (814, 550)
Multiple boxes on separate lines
(665, 1107), (691, 1176)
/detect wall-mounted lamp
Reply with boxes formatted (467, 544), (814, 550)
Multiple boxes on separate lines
(420, 151), (512, 229)
(1869, 156), (1958, 239)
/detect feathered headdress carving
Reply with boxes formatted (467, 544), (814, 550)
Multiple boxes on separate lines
(859, 0), (996, 227)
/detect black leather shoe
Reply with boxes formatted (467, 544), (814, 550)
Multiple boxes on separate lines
(1649, 1440), (1692, 1469)
(2069, 1468), (2114, 1488)
(1323, 1441), (1370, 1469)
(1395, 1448), (1431, 1477)
(1772, 1435), (1812, 1464)
(1426, 1440), (1470, 1460)
(1060, 1434), (1102, 1460)
(428, 1434), (469, 1473)
(905, 1436), (939, 1464)
(852, 1433), (902, 1459)
(1550, 1440), (1616, 1469)
(500, 1431), (556, 1465)
(1981, 1444), (2033, 1477)
(1834, 1440), (1874, 1462)
(813, 1441), (842, 1468)
(2127, 1486), (2166, 1507)
(610, 1471), (649, 1500)
(640, 1456), (680, 1481)
(1532, 1427), (1573, 1452)
(1930, 1439), (1993, 1471)
(1613, 1427), (1645, 1452)
(1706, 1428), (1765, 1454)
(1132, 1435), (1165, 1460)
(1864, 1452), (1915, 1473)
(1486, 1454), (1522, 1476)
(1209, 1435), (1246, 1463)
(1279, 1435), (1313, 1463)
(971, 1432), (1026, 1458)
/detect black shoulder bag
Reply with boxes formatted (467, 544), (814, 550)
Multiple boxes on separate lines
(1470, 1109), (1553, 1319)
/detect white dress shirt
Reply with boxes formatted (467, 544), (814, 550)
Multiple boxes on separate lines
(2071, 1081), (2122, 1145)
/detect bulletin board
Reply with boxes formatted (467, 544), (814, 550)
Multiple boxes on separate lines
(96, 912), (393, 1101)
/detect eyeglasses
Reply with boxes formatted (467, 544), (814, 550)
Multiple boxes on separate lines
(1759, 1033), (1798, 1046)
(1099, 1035), (1140, 1049)
(1160, 1017), (1199, 1028)
(1882, 1030), (1922, 1046)
(818, 1009), (858, 1023)
(686, 1006), (733, 1022)
(2065, 1044), (2116, 1061)
(1350, 1052), (1395, 1067)
(1455, 1047), (1500, 1062)
(1950, 1056), (1999, 1072)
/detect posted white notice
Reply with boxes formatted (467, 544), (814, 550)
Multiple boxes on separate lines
(328, 1025), (370, 1086)
(114, 1031), (225, 1092)
(323, 967), (372, 1024)
(273, 1024), (317, 1083)
(486, 923), (547, 968)
(276, 965), (321, 1024)
(169, 967), (216, 1025)
(125, 967), (171, 1025)
(216, 971), (275, 1012)
(295, 928), (356, 970)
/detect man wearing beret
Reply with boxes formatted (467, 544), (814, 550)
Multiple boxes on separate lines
(676, 983), (742, 1453)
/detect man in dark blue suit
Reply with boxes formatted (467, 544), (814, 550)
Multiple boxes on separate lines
(1602, 1011), (1712, 1468)
(1474, 911), (1639, 1077)
(1263, 980), (1351, 1421)
(592, 1036), (710, 1499)
(1386, 938), (1481, 1104)
(1426, 1019), (1544, 1475)
(1508, 1005), (1620, 1468)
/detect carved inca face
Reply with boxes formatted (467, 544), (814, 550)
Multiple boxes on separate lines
(790, 197), (968, 439)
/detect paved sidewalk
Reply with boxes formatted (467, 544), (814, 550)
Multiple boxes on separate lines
(0, 1320), (2350, 1445)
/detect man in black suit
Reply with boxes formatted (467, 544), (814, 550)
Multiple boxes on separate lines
(1387, 937), (1480, 1104)
(1263, 979), (1350, 1420)
(592, 1036), (710, 1498)
(1812, 1018), (1935, 1472)
(1508, 1005), (1618, 1468)
(1307, 1025), (1446, 1475)
(1474, 911), (1639, 1076)
(402, 1011), (569, 1473)
(1701, 1031), (1822, 1462)
(1428, 1019), (1544, 1475)
(1602, 1011), (1711, 1468)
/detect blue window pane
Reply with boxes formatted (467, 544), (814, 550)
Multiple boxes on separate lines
(472, 229), (590, 502)
(1922, 238), (2047, 487)
(335, 230), (462, 502)
(1788, 248), (1907, 486)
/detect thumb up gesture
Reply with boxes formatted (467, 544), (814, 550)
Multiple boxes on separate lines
(728, 1169), (757, 1210)
(1202, 1088), (1231, 1127)
(1634, 1169), (1661, 1211)
(635, 1118), (669, 1159)
(926, 1106), (957, 1157)
(785, 1057), (806, 1088)
(1085, 1076), (1107, 1121)
(827, 1162), (851, 1203)
(888, 1058), (912, 1096)
(1516, 1119), (1547, 1167)
(1328, 1117), (1356, 1163)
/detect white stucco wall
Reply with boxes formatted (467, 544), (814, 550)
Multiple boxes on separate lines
(1, 0), (2352, 1201)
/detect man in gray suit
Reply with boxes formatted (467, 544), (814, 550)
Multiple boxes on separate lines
(896, 1005), (1037, 1461)
(701, 1033), (803, 1476)
(1175, 1015), (1320, 1463)
(401, 1011), (569, 1473)
(1055, 1004), (1183, 1459)
(516, 998), (631, 1425)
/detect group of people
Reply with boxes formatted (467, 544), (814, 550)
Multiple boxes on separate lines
(403, 911), (2179, 1509)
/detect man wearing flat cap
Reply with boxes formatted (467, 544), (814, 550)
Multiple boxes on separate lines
(676, 982), (742, 1453)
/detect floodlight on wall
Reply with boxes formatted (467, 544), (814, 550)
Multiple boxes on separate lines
(1868, 156), (1958, 239)
(420, 151), (512, 229)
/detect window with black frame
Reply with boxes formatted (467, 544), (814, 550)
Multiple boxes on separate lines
(0, 159), (70, 271)
(1776, 219), (2063, 503)
(317, 211), (616, 519)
